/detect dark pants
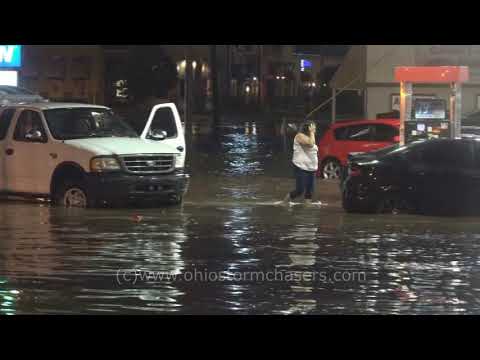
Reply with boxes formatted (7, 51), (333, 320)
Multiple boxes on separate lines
(290, 165), (316, 200)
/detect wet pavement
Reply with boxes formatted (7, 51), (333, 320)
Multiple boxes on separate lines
(1, 120), (480, 315)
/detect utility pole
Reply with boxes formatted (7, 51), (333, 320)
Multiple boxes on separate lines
(257, 45), (264, 107)
(184, 45), (193, 131)
(226, 45), (231, 98)
(331, 88), (337, 124)
(210, 45), (220, 127)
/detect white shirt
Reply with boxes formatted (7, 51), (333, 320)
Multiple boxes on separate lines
(292, 137), (319, 172)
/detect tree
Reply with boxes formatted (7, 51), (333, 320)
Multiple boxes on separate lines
(125, 46), (177, 103)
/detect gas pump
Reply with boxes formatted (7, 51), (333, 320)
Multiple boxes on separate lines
(395, 66), (470, 145)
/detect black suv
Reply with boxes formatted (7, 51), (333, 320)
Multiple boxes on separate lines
(342, 139), (480, 216)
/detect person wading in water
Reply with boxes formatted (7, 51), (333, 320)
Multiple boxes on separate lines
(283, 121), (319, 205)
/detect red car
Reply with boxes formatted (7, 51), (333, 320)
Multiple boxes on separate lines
(317, 119), (400, 179)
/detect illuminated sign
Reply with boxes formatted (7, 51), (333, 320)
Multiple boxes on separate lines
(0, 46), (22, 68)
(414, 99), (447, 120)
(0, 71), (18, 86)
(300, 59), (312, 72)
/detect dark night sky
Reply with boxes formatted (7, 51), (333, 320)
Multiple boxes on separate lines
(294, 45), (350, 56)
(103, 45), (351, 56)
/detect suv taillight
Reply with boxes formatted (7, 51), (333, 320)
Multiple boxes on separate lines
(348, 165), (362, 177)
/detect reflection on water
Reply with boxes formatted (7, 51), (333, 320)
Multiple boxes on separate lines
(0, 122), (480, 314)
(0, 278), (18, 316)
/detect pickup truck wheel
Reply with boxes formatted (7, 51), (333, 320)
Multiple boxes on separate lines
(54, 181), (95, 208)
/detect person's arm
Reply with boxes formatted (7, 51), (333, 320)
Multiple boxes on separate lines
(296, 124), (316, 147)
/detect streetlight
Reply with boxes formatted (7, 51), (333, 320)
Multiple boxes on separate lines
(192, 61), (197, 80)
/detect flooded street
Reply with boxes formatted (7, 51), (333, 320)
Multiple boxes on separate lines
(1, 120), (480, 315)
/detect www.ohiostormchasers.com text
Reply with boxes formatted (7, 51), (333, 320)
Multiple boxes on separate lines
(116, 269), (367, 285)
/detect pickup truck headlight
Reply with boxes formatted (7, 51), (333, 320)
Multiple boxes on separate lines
(90, 157), (122, 172)
(175, 153), (185, 168)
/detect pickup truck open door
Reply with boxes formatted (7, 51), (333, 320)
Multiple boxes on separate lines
(141, 103), (186, 169)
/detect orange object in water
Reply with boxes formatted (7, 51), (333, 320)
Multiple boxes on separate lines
(132, 215), (144, 223)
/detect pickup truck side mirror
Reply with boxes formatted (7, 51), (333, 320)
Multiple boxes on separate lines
(25, 129), (44, 142)
(149, 129), (168, 141)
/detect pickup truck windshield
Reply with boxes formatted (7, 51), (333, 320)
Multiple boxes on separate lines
(44, 108), (138, 140)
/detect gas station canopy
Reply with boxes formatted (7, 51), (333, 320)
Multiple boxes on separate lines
(395, 66), (470, 84)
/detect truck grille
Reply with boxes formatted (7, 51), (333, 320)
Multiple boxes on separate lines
(120, 154), (175, 174)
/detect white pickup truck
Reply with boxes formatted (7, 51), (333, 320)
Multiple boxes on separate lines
(0, 102), (188, 208)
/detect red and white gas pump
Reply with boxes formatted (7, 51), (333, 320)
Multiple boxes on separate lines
(395, 66), (470, 145)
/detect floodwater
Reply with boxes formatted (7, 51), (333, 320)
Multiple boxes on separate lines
(1, 120), (480, 315)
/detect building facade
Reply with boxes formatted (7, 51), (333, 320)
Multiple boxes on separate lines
(331, 45), (480, 120)
(225, 45), (344, 110)
(2, 45), (346, 115)
(19, 45), (105, 104)
(104, 45), (212, 113)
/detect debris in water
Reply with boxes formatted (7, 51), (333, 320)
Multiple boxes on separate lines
(394, 285), (418, 301)
(132, 215), (144, 223)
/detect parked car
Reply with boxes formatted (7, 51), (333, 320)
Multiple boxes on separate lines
(462, 110), (480, 126)
(341, 138), (480, 215)
(317, 119), (400, 179)
(0, 102), (188, 208)
(0, 86), (46, 106)
(461, 111), (480, 139)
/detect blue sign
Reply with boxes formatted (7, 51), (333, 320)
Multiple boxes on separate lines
(300, 59), (312, 72)
(0, 45), (22, 68)
(301, 59), (312, 68)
